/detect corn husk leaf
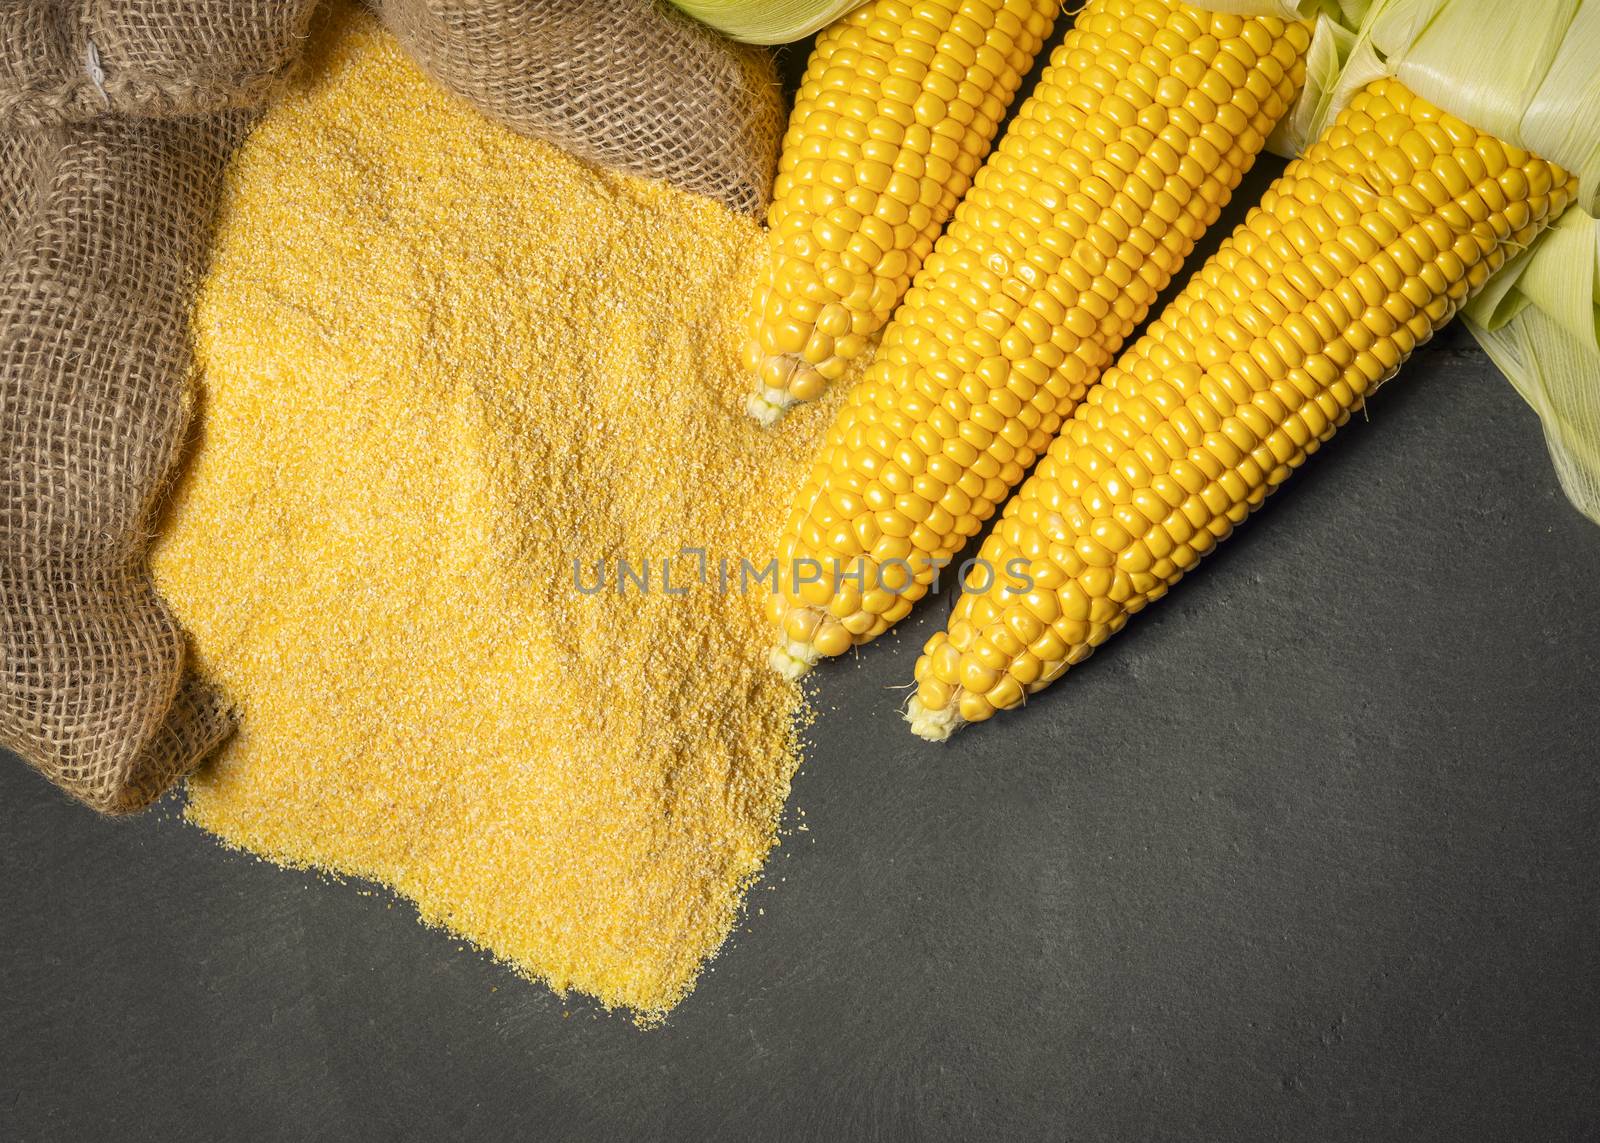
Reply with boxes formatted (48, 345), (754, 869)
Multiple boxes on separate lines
(1463, 208), (1600, 523)
(667, 0), (866, 44)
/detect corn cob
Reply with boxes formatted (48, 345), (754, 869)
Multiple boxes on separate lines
(908, 77), (1578, 739)
(744, 0), (1059, 424)
(769, 0), (1312, 676)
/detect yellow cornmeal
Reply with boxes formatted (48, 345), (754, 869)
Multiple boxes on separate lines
(152, 4), (841, 1020)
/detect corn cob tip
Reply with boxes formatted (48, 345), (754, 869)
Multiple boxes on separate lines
(744, 349), (827, 425)
(745, 388), (794, 427)
(769, 598), (858, 674)
(769, 640), (820, 681)
(905, 695), (963, 742)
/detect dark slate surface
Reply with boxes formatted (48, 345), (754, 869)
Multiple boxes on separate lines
(5, 91), (1600, 1143)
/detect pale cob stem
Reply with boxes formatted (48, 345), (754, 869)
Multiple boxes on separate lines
(744, 0), (1058, 424)
(908, 77), (1578, 740)
(769, 0), (1312, 677)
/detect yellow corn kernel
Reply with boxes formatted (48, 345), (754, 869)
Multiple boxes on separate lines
(770, 0), (1312, 677)
(745, 0), (1058, 424)
(907, 77), (1577, 741)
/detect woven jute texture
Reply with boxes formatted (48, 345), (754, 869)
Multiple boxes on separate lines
(0, 1), (318, 125)
(0, 115), (253, 813)
(379, 0), (784, 217)
(0, 2), (315, 810)
(0, 3), (315, 814)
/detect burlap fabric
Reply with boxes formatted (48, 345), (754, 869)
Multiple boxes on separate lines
(0, 1), (317, 125)
(3, 1), (782, 813)
(379, 0), (784, 217)
(0, 115), (257, 814)
(0, 3), (314, 814)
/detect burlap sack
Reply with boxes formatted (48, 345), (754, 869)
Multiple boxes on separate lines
(0, 1), (318, 125)
(2, 0), (783, 813)
(0, 2), (314, 813)
(0, 115), (254, 814)
(379, 0), (784, 217)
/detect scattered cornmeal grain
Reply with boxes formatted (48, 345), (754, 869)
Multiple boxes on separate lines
(151, 3), (842, 1022)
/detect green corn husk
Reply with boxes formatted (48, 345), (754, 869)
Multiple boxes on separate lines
(1465, 207), (1600, 522)
(667, 0), (866, 44)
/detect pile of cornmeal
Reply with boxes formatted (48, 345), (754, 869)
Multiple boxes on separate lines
(153, 4), (841, 1020)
